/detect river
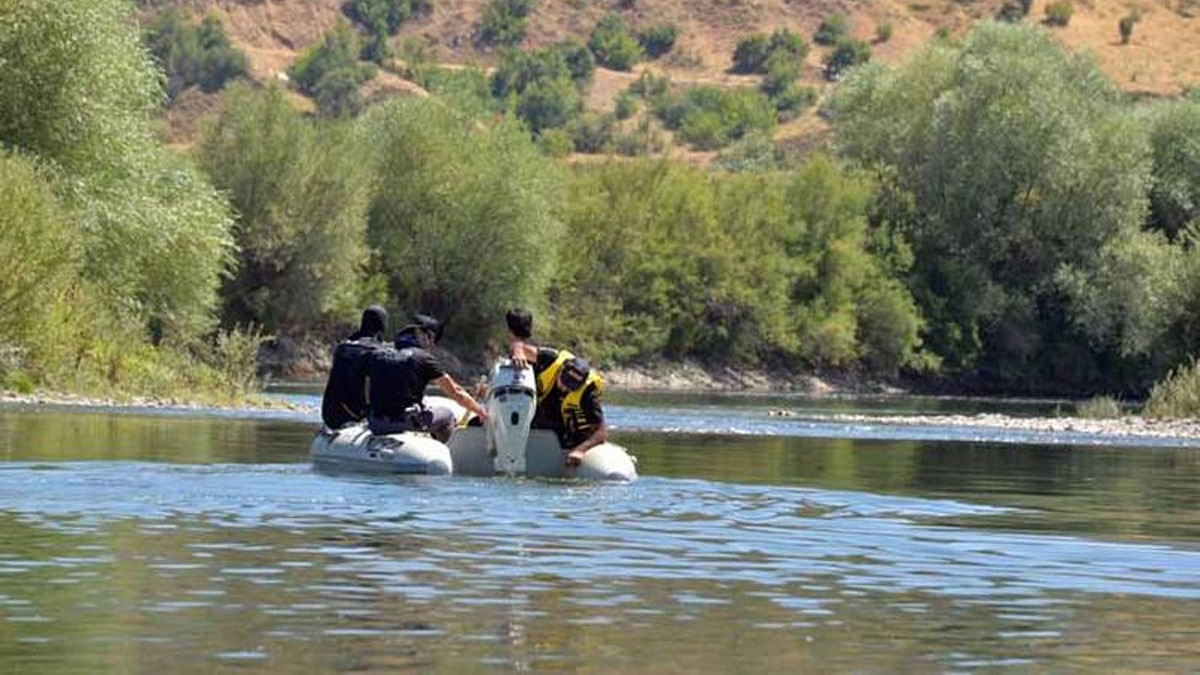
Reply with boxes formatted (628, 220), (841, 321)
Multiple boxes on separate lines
(1, 392), (1197, 672)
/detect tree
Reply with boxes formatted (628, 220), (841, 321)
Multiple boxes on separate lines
(1144, 100), (1200, 240)
(359, 99), (564, 352)
(198, 84), (371, 335)
(588, 13), (643, 71)
(828, 23), (1150, 387)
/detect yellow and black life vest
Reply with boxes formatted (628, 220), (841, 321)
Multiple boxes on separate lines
(561, 371), (604, 440)
(536, 349), (576, 398)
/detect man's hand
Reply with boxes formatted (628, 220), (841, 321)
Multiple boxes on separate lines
(565, 447), (587, 467)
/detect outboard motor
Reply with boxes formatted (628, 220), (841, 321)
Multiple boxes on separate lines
(485, 359), (538, 475)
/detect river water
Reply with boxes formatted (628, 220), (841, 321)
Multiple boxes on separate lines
(0, 392), (1197, 672)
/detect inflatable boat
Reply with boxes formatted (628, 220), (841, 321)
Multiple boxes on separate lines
(310, 359), (637, 481)
(448, 360), (638, 481)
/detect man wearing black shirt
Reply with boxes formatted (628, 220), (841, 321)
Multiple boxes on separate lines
(321, 306), (388, 430)
(367, 314), (488, 442)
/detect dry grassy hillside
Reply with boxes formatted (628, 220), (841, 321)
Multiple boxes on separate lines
(155, 0), (1200, 147)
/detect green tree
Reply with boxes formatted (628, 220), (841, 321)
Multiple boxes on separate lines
(144, 11), (248, 100)
(1144, 100), (1200, 240)
(360, 98), (564, 352)
(588, 12), (643, 71)
(0, 0), (234, 342)
(198, 84), (371, 335)
(829, 22), (1149, 387)
(477, 0), (534, 49)
(289, 23), (376, 116)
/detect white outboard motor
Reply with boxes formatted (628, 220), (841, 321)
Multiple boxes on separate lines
(485, 359), (538, 475)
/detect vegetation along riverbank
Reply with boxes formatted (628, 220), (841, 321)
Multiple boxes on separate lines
(1, 1), (1199, 417)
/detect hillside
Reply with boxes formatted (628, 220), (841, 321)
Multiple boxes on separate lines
(151, 0), (1200, 149)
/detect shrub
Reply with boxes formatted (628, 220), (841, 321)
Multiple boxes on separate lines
(144, 11), (248, 100)
(772, 84), (816, 121)
(814, 14), (849, 46)
(491, 45), (586, 133)
(875, 20), (893, 43)
(614, 90), (638, 119)
(1145, 359), (1200, 418)
(289, 23), (377, 116)
(731, 34), (771, 74)
(1075, 395), (1125, 418)
(477, 0), (534, 49)
(824, 38), (871, 80)
(1044, 0), (1073, 26)
(732, 28), (808, 75)
(343, 0), (431, 36)
(654, 86), (777, 151)
(568, 112), (617, 153)
(589, 12), (643, 71)
(1118, 12), (1139, 44)
(637, 24), (677, 59)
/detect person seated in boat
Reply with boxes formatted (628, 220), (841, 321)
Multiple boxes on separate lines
(504, 307), (536, 368)
(532, 355), (608, 467)
(320, 305), (389, 430)
(367, 313), (488, 442)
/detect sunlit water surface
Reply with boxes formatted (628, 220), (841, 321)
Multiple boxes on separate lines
(0, 393), (1197, 673)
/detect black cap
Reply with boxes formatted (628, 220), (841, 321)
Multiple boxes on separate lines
(559, 357), (590, 391)
(411, 312), (443, 344)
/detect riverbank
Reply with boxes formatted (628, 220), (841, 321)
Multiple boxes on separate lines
(4, 387), (1199, 442)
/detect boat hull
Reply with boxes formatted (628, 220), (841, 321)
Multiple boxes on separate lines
(310, 424), (453, 475)
(448, 427), (638, 481)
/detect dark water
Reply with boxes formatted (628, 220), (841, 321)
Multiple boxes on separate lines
(1, 395), (1197, 673)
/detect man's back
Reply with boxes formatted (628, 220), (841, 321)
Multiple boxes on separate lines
(321, 337), (384, 429)
(367, 345), (445, 419)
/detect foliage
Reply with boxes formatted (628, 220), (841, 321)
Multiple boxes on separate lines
(1144, 100), (1200, 240)
(614, 90), (638, 119)
(1118, 12), (1138, 44)
(359, 98), (564, 353)
(824, 38), (871, 81)
(477, 0), (534, 49)
(652, 85), (777, 150)
(546, 158), (922, 371)
(198, 84), (371, 336)
(0, 152), (79, 354)
(492, 43), (592, 134)
(1044, 0), (1073, 26)
(1145, 358), (1200, 418)
(876, 21), (893, 43)
(828, 23), (1150, 389)
(289, 23), (377, 116)
(731, 28), (809, 75)
(144, 11), (247, 100)
(588, 12), (642, 71)
(1075, 395), (1124, 418)
(814, 14), (849, 46)
(344, 0), (430, 36)
(637, 24), (677, 59)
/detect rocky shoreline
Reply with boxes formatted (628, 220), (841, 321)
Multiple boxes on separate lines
(4, 385), (1200, 442)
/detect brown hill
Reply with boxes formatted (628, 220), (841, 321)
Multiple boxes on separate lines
(155, 0), (1200, 148)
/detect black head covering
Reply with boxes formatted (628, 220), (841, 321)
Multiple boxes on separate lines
(559, 357), (590, 391)
(352, 305), (388, 340)
(412, 312), (443, 344)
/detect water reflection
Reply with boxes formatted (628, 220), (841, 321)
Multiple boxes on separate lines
(0, 407), (1198, 672)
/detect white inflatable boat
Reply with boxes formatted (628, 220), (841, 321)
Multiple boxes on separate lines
(449, 360), (638, 481)
(310, 422), (453, 475)
(310, 359), (637, 481)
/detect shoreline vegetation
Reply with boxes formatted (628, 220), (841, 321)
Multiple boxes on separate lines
(5, 368), (1200, 442)
(3, 4), (1200, 421)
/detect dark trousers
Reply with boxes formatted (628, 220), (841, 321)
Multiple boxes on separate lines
(368, 405), (456, 443)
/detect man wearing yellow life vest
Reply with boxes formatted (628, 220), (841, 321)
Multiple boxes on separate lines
(505, 309), (608, 466)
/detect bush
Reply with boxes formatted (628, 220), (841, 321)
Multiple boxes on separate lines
(344, 0), (430, 36)
(814, 14), (849, 46)
(1145, 359), (1200, 418)
(614, 90), (638, 119)
(875, 21), (893, 43)
(568, 112), (617, 153)
(637, 24), (677, 59)
(589, 13), (643, 71)
(1044, 0), (1073, 26)
(289, 24), (377, 116)
(1075, 395), (1125, 418)
(824, 38), (871, 81)
(491, 45), (586, 133)
(731, 28), (808, 75)
(1118, 12), (1139, 45)
(144, 11), (248, 101)
(654, 86), (777, 150)
(477, 0), (534, 49)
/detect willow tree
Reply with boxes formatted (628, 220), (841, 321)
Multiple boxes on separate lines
(199, 84), (371, 336)
(828, 22), (1150, 388)
(0, 0), (233, 341)
(359, 98), (564, 353)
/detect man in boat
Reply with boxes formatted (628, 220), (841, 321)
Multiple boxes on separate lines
(367, 313), (488, 442)
(507, 333), (608, 466)
(320, 305), (389, 430)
